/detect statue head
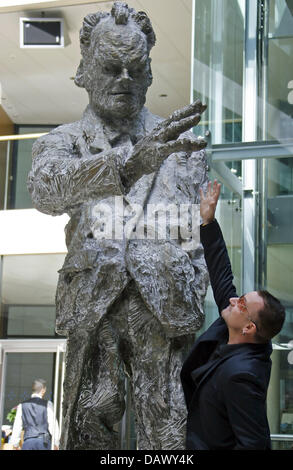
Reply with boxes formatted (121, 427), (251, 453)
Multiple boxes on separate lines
(75, 2), (156, 121)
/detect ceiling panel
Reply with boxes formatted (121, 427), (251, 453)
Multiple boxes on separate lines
(0, 0), (192, 125)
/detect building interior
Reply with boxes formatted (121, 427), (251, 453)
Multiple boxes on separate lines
(0, 0), (292, 450)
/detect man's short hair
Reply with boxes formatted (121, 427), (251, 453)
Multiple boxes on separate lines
(32, 379), (47, 393)
(256, 290), (286, 342)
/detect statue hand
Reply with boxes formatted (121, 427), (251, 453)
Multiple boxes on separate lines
(131, 100), (207, 168)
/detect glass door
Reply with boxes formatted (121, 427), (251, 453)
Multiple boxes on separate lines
(0, 339), (66, 450)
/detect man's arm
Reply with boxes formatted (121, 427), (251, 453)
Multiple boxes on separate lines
(47, 401), (60, 450)
(199, 181), (237, 313)
(10, 404), (22, 449)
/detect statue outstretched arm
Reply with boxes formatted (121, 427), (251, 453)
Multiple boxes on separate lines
(121, 101), (207, 191)
(28, 101), (207, 216)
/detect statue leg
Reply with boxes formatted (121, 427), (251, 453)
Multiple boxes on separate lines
(60, 329), (90, 450)
(126, 285), (194, 450)
(61, 317), (126, 450)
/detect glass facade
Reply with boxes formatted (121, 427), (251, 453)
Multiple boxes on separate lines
(267, 0), (293, 142)
(0, 251), (66, 446)
(266, 155), (293, 448)
(1, 0), (293, 451)
(3, 352), (55, 426)
(192, 0), (244, 144)
(192, 0), (293, 448)
(10, 126), (55, 210)
(0, 340), (66, 449)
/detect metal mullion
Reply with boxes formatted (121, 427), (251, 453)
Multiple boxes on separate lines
(59, 348), (65, 436)
(211, 141), (293, 162)
(52, 346), (60, 450)
(241, 0), (259, 294)
(270, 434), (293, 441)
(210, 0), (224, 144)
(0, 350), (7, 443)
(3, 141), (11, 210)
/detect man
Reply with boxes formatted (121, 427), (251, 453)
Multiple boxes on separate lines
(28, 3), (209, 449)
(181, 180), (286, 450)
(10, 379), (59, 450)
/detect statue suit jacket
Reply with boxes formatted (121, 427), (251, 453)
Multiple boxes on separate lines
(28, 104), (209, 337)
(180, 220), (272, 450)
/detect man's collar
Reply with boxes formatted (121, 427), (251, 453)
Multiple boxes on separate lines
(31, 393), (43, 398)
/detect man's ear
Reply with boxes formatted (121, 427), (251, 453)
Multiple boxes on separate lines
(243, 321), (256, 336)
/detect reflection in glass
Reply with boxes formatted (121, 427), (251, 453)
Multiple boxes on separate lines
(10, 138), (36, 209)
(267, 38), (293, 141)
(265, 155), (293, 449)
(6, 306), (56, 337)
(3, 353), (55, 426)
(193, 0), (244, 144)
(9, 126), (54, 210)
(269, 0), (293, 39)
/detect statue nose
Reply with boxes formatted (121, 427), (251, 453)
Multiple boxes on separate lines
(119, 68), (132, 81)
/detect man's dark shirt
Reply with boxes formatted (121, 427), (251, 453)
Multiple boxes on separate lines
(180, 220), (272, 450)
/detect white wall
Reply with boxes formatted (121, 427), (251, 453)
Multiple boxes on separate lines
(0, 209), (68, 255)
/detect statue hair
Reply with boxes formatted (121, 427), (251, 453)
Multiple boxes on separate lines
(75, 2), (156, 88)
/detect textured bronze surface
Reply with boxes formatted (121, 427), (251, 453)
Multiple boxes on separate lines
(28, 2), (209, 450)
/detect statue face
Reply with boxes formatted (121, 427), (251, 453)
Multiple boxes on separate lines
(85, 24), (152, 120)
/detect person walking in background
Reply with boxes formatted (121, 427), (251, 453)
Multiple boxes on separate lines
(181, 179), (286, 450)
(11, 378), (59, 450)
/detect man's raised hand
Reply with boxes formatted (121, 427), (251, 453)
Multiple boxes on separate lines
(199, 179), (221, 225)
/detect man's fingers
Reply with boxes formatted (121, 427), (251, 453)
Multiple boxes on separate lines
(212, 179), (221, 197)
(215, 181), (221, 199)
(206, 180), (212, 197)
(199, 187), (205, 201)
(159, 114), (202, 143)
(199, 180), (221, 207)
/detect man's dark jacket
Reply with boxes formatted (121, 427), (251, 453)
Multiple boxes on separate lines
(180, 220), (272, 450)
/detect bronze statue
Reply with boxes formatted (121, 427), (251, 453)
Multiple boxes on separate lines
(28, 2), (209, 450)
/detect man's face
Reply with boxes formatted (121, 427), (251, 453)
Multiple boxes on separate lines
(222, 291), (264, 335)
(84, 23), (152, 120)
